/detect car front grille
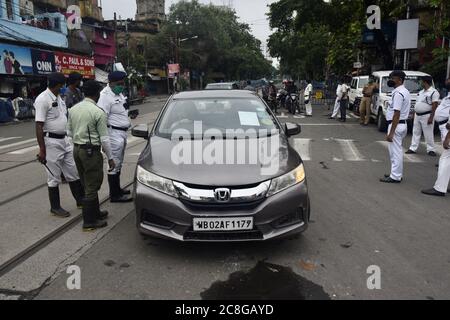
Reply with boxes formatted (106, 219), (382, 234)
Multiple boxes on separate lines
(183, 229), (264, 241)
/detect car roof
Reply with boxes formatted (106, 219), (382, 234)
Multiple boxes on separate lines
(353, 76), (369, 79)
(372, 70), (431, 77)
(172, 90), (259, 99)
(206, 82), (235, 86)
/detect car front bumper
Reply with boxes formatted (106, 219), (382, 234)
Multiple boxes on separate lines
(134, 180), (310, 242)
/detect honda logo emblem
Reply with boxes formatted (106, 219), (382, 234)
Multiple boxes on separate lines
(214, 188), (231, 202)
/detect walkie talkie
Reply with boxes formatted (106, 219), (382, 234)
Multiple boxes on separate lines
(86, 126), (94, 158)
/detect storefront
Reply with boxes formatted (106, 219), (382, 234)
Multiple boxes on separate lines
(0, 42), (95, 122)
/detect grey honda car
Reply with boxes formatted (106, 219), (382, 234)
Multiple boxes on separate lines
(132, 90), (310, 242)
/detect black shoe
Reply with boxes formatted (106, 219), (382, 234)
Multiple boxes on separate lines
(82, 198), (108, 232)
(421, 188), (445, 197)
(108, 174), (133, 203)
(117, 171), (131, 195)
(380, 177), (401, 183)
(405, 149), (416, 154)
(428, 151), (437, 157)
(69, 180), (84, 209)
(48, 187), (70, 218)
(94, 197), (109, 220)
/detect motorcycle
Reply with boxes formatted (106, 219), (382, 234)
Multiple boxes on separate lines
(286, 93), (300, 115)
(277, 89), (287, 110)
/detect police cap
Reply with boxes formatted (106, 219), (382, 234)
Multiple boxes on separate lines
(48, 72), (66, 86)
(68, 72), (83, 84)
(108, 71), (127, 82)
(389, 70), (406, 81)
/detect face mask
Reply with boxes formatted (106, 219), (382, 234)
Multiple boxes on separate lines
(112, 85), (124, 95)
(79, 81), (84, 88)
(59, 86), (67, 96)
(387, 80), (396, 88)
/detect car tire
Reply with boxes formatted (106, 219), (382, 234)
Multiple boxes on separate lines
(377, 109), (388, 132)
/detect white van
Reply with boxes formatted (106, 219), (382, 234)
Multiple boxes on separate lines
(370, 70), (433, 132)
(349, 76), (369, 111)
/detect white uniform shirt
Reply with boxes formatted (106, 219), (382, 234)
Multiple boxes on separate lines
(386, 85), (411, 121)
(97, 85), (131, 129)
(304, 84), (313, 100)
(338, 84), (349, 100)
(435, 94), (450, 123)
(414, 87), (439, 114)
(34, 88), (68, 135)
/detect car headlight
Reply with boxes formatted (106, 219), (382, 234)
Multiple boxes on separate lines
(267, 164), (306, 197)
(136, 166), (178, 198)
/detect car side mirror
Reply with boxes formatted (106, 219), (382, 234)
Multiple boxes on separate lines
(285, 122), (301, 137)
(132, 124), (149, 140)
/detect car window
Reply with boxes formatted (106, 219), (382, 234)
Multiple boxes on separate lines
(156, 98), (280, 139)
(381, 76), (423, 94)
(358, 78), (369, 88)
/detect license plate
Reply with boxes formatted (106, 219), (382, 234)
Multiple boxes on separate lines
(193, 217), (254, 232)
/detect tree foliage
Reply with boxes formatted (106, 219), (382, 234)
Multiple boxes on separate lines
(121, 0), (274, 83)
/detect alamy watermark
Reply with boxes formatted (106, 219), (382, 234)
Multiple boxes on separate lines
(66, 265), (81, 290)
(367, 5), (381, 30)
(170, 121), (281, 176)
(367, 265), (381, 290)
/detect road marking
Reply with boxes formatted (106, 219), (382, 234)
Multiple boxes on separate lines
(332, 138), (365, 161)
(293, 138), (311, 161)
(377, 141), (423, 163)
(0, 138), (36, 151)
(277, 112), (288, 119)
(8, 145), (39, 155)
(0, 137), (22, 143)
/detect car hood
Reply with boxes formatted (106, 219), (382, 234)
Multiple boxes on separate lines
(137, 135), (302, 187)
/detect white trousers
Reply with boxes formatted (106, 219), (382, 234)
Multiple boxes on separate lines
(439, 123), (449, 142)
(305, 102), (312, 116)
(45, 137), (79, 187)
(331, 98), (340, 118)
(109, 128), (128, 175)
(388, 123), (408, 181)
(434, 125), (450, 193)
(409, 114), (435, 153)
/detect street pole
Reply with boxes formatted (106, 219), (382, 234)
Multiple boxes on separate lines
(403, 2), (410, 70)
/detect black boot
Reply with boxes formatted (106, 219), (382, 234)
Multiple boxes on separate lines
(69, 180), (84, 209)
(94, 196), (109, 220)
(82, 198), (108, 232)
(117, 171), (131, 195)
(108, 174), (133, 203)
(48, 187), (70, 218)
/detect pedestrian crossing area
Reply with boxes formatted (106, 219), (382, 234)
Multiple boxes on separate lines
(0, 135), (444, 164)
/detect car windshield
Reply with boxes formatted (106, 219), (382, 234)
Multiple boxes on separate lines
(156, 98), (280, 139)
(358, 78), (369, 88)
(381, 76), (423, 94)
(205, 84), (233, 90)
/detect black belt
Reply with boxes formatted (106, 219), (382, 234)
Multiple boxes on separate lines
(387, 120), (407, 125)
(108, 125), (128, 132)
(44, 132), (66, 139)
(437, 119), (449, 126)
(416, 111), (432, 116)
(74, 144), (101, 151)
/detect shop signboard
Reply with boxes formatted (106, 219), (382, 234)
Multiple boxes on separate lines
(0, 43), (33, 75)
(31, 49), (56, 75)
(55, 52), (95, 79)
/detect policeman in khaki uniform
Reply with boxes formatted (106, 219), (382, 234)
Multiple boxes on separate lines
(97, 71), (133, 203)
(35, 72), (84, 218)
(422, 78), (450, 197)
(68, 81), (115, 231)
(406, 76), (440, 156)
(380, 70), (411, 184)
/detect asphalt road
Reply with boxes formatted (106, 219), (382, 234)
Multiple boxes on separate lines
(1, 100), (449, 300)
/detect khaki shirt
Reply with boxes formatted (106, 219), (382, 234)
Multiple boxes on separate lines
(67, 98), (109, 146)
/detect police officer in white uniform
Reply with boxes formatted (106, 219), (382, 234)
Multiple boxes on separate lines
(330, 81), (342, 119)
(380, 70), (411, 183)
(97, 71), (133, 203)
(304, 80), (313, 117)
(406, 76), (439, 156)
(422, 78), (450, 196)
(35, 72), (84, 217)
